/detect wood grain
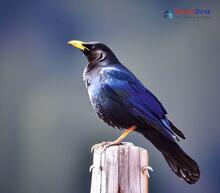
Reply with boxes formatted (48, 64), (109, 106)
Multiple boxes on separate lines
(90, 142), (149, 193)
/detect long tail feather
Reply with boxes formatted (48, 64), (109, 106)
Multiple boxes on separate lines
(138, 127), (200, 184)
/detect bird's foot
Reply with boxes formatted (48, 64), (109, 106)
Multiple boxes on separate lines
(91, 141), (123, 154)
(142, 166), (153, 178)
(91, 141), (109, 153)
(101, 140), (123, 153)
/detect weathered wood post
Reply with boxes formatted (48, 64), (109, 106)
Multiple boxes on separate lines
(90, 142), (150, 193)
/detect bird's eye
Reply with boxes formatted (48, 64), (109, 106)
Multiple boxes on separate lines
(91, 45), (95, 50)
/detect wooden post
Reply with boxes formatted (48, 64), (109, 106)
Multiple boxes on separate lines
(90, 142), (150, 193)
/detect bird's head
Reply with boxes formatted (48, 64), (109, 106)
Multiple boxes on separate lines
(68, 40), (119, 64)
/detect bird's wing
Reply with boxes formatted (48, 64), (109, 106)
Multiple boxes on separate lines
(101, 67), (176, 140)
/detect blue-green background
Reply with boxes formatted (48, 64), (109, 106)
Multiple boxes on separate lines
(0, 0), (219, 193)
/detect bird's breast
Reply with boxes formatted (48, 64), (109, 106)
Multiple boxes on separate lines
(85, 80), (134, 128)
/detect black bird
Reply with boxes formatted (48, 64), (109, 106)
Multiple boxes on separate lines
(68, 40), (200, 184)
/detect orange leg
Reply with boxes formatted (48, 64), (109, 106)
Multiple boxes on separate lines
(91, 125), (137, 153)
(113, 125), (136, 144)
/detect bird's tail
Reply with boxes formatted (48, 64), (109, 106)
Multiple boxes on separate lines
(138, 127), (200, 184)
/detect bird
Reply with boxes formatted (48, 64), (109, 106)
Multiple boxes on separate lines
(68, 40), (200, 184)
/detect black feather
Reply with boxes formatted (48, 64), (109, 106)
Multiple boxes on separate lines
(169, 120), (186, 139)
(138, 127), (200, 184)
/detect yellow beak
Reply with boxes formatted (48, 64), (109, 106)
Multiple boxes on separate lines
(68, 40), (89, 51)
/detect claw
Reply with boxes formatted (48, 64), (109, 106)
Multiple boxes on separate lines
(89, 164), (95, 172)
(91, 141), (109, 154)
(91, 141), (123, 154)
(100, 141), (123, 154)
(91, 143), (99, 153)
(99, 141), (112, 154)
(142, 166), (153, 178)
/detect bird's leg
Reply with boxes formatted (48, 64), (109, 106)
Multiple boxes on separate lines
(101, 125), (136, 152)
(91, 125), (136, 153)
(111, 125), (136, 145)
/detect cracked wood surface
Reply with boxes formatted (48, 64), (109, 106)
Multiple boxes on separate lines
(90, 142), (149, 193)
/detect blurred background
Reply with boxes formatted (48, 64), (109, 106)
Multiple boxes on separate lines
(0, 0), (219, 193)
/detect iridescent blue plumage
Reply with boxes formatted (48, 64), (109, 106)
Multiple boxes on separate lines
(69, 40), (200, 184)
(92, 64), (175, 140)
